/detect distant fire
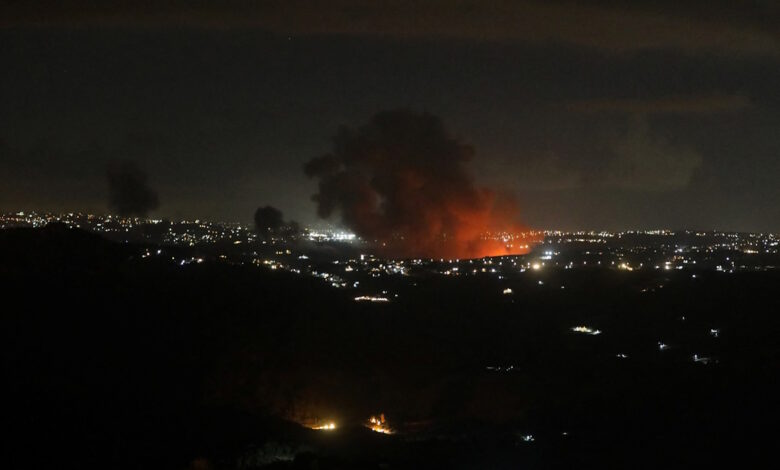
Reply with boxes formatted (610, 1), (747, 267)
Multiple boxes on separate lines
(309, 421), (337, 431)
(572, 326), (602, 335)
(366, 414), (393, 434)
(354, 295), (390, 302)
(305, 110), (540, 260)
(376, 230), (537, 260)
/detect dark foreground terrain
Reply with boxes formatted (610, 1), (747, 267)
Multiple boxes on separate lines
(3, 225), (779, 469)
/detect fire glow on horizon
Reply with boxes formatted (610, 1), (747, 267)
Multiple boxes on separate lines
(305, 110), (539, 260)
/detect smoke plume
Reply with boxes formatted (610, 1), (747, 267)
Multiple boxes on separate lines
(254, 205), (300, 240)
(304, 110), (531, 259)
(254, 205), (283, 231)
(106, 160), (160, 217)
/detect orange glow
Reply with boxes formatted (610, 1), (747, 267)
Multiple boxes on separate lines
(369, 188), (542, 259)
(304, 110), (542, 261)
(366, 414), (393, 434)
(378, 229), (540, 260)
(309, 421), (337, 430)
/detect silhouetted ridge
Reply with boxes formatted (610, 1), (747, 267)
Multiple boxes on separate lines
(0, 223), (131, 272)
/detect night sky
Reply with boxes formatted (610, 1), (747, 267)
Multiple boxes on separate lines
(2, 1), (779, 231)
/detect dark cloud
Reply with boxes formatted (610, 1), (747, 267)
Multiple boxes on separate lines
(1, 10), (778, 232)
(568, 94), (752, 115)
(0, 140), (107, 211)
(305, 109), (529, 259)
(4, 1), (778, 56)
(106, 160), (160, 217)
(602, 119), (703, 191)
(483, 118), (703, 194)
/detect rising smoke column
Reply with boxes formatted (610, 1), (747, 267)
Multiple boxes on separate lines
(254, 205), (284, 238)
(304, 110), (531, 259)
(106, 160), (160, 217)
(254, 205), (300, 240)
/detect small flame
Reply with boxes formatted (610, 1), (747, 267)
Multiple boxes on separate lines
(311, 422), (337, 431)
(366, 414), (393, 434)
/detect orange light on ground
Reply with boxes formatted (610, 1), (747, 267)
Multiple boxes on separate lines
(310, 422), (337, 431)
(366, 414), (393, 434)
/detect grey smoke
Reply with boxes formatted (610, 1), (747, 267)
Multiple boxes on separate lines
(106, 160), (160, 217)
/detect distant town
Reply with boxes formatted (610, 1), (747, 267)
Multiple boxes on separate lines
(3, 211), (777, 274)
(4, 210), (778, 465)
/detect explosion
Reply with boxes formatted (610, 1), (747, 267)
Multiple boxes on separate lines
(305, 110), (535, 259)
